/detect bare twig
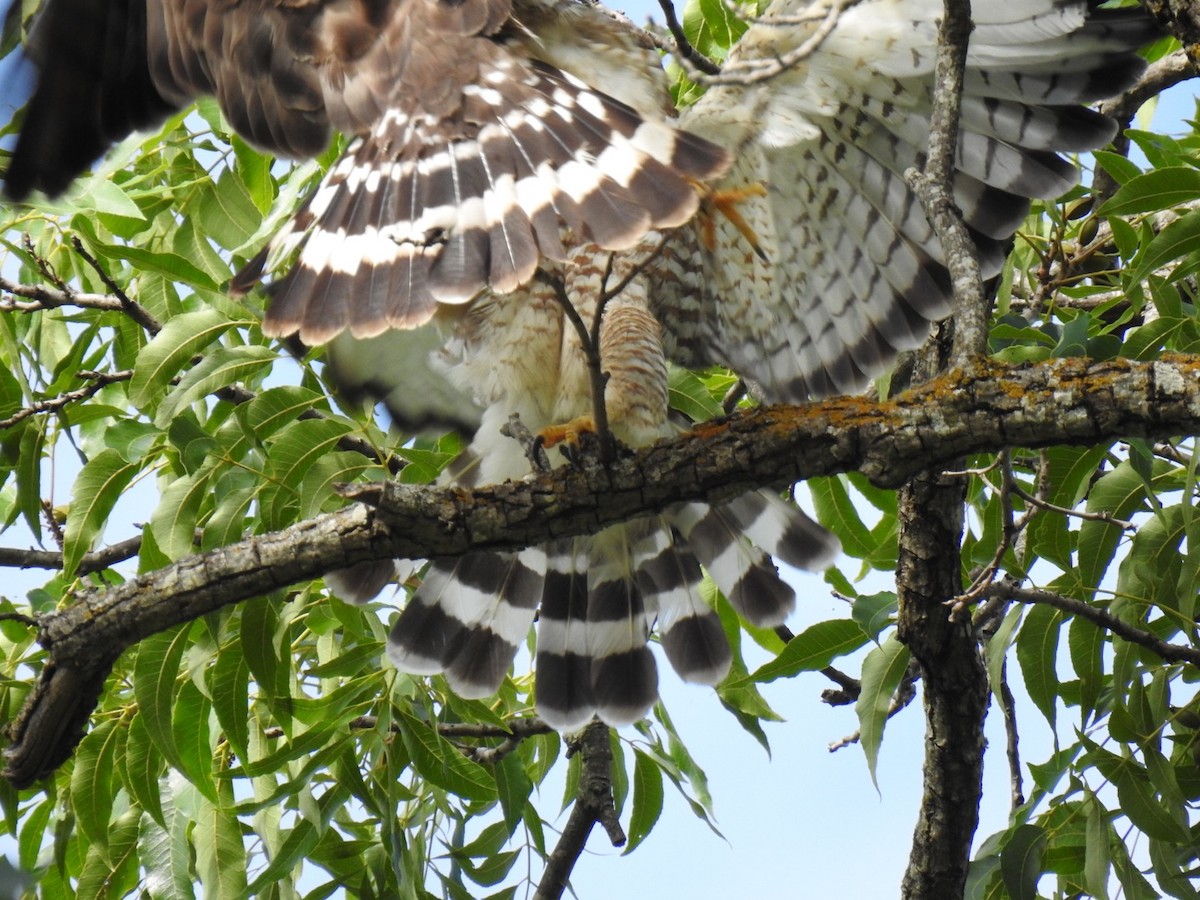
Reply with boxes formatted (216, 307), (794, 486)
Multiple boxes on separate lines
(903, 0), (986, 367)
(23, 234), (69, 294)
(69, 237), (163, 334)
(537, 269), (614, 459)
(0, 370), (133, 430)
(534, 723), (623, 900)
(702, 0), (855, 86)
(655, 0), (721, 75)
(0, 534), (144, 576)
(983, 583), (1200, 668)
(501, 413), (553, 472)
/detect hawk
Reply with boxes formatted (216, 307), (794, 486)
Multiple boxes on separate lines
(5, 0), (1156, 728)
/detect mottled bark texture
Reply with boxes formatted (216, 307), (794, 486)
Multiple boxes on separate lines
(896, 467), (988, 899)
(897, 2), (991, 896)
(4, 356), (1200, 786)
(534, 723), (625, 900)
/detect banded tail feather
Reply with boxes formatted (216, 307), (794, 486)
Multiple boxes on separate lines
(386, 548), (545, 700)
(378, 489), (834, 731)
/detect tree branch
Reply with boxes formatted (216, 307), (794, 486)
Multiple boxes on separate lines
(534, 723), (623, 900)
(4, 356), (1200, 787)
(0, 534), (143, 576)
(899, 4), (989, 897)
(988, 583), (1200, 667)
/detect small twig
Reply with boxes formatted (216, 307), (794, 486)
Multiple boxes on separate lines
(996, 657), (1024, 810)
(23, 234), (70, 294)
(1153, 441), (1193, 468)
(0, 370), (133, 429)
(0, 276), (156, 329)
(701, 0), (855, 86)
(501, 413), (552, 473)
(537, 268), (614, 461)
(982, 583), (1200, 668)
(820, 666), (861, 706)
(0, 611), (38, 628)
(40, 501), (65, 551)
(70, 237), (163, 335)
(534, 722), (623, 900)
(903, 0), (987, 367)
(655, 0), (721, 75)
(1007, 480), (1136, 530)
(0, 534), (144, 576)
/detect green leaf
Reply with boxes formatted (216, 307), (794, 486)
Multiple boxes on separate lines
(1116, 774), (1187, 842)
(89, 242), (220, 292)
(1068, 615), (1105, 724)
(746, 619), (868, 683)
(668, 366), (723, 421)
(138, 812), (194, 900)
(77, 805), (141, 900)
(240, 597), (291, 727)
(261, 417), (354, 520)
(625, 749), (665, 854)
(194, 797), (248, 898)
(810, 476), (875, 559)
(129, 309), (233, 409)
(851, 592), (897, 643)
(985, 606), (1023, 702)
(1083, 793), (1111, 900)
(682, 0), (748, 59)
(1015, 603), (1062, 728)
(132, 624), (191, 778)
(122, 713), (166, 827)
(494, 752), (533, 834)
(244, 386), (327, 439)
(1101, 167), (1200, 216)
(197, 167), (263, 251)
(1079, 461), (1151, 594)
(1000, 824), (1048, 900)
(398, 712), (498, 802)
(80, 179), (147, 223)
(1128, 208), (1200, 286)
(155, 344), (276, 427)
(172, 679), (217, 801)
(70, 718), (120, 849)
(854, 634), (910, 787)
(62, 448), (141, 575)
(150, 470), (209, 561)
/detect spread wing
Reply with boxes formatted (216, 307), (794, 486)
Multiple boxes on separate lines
(655, 0), (1157, 401)
(5, 0), (731, 343)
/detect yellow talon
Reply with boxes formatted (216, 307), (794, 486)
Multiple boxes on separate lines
(538, 414), (597, 450)
(700, 183), (769, 263)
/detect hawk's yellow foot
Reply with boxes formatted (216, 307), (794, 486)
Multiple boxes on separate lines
(700, 184), (769, 263)
(537, 414), (596, 450)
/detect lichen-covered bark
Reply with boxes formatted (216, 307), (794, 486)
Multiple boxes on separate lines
(896, 469), (988, 899)
(5, 356), (1200, 786)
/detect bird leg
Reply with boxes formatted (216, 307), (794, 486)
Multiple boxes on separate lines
(536, 267), (617, 463)
(700, 183), (769, 262)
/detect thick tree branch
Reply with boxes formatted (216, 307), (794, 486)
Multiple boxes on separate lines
(4, 356), (1200, 786)
(900, 4), (990, 896)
